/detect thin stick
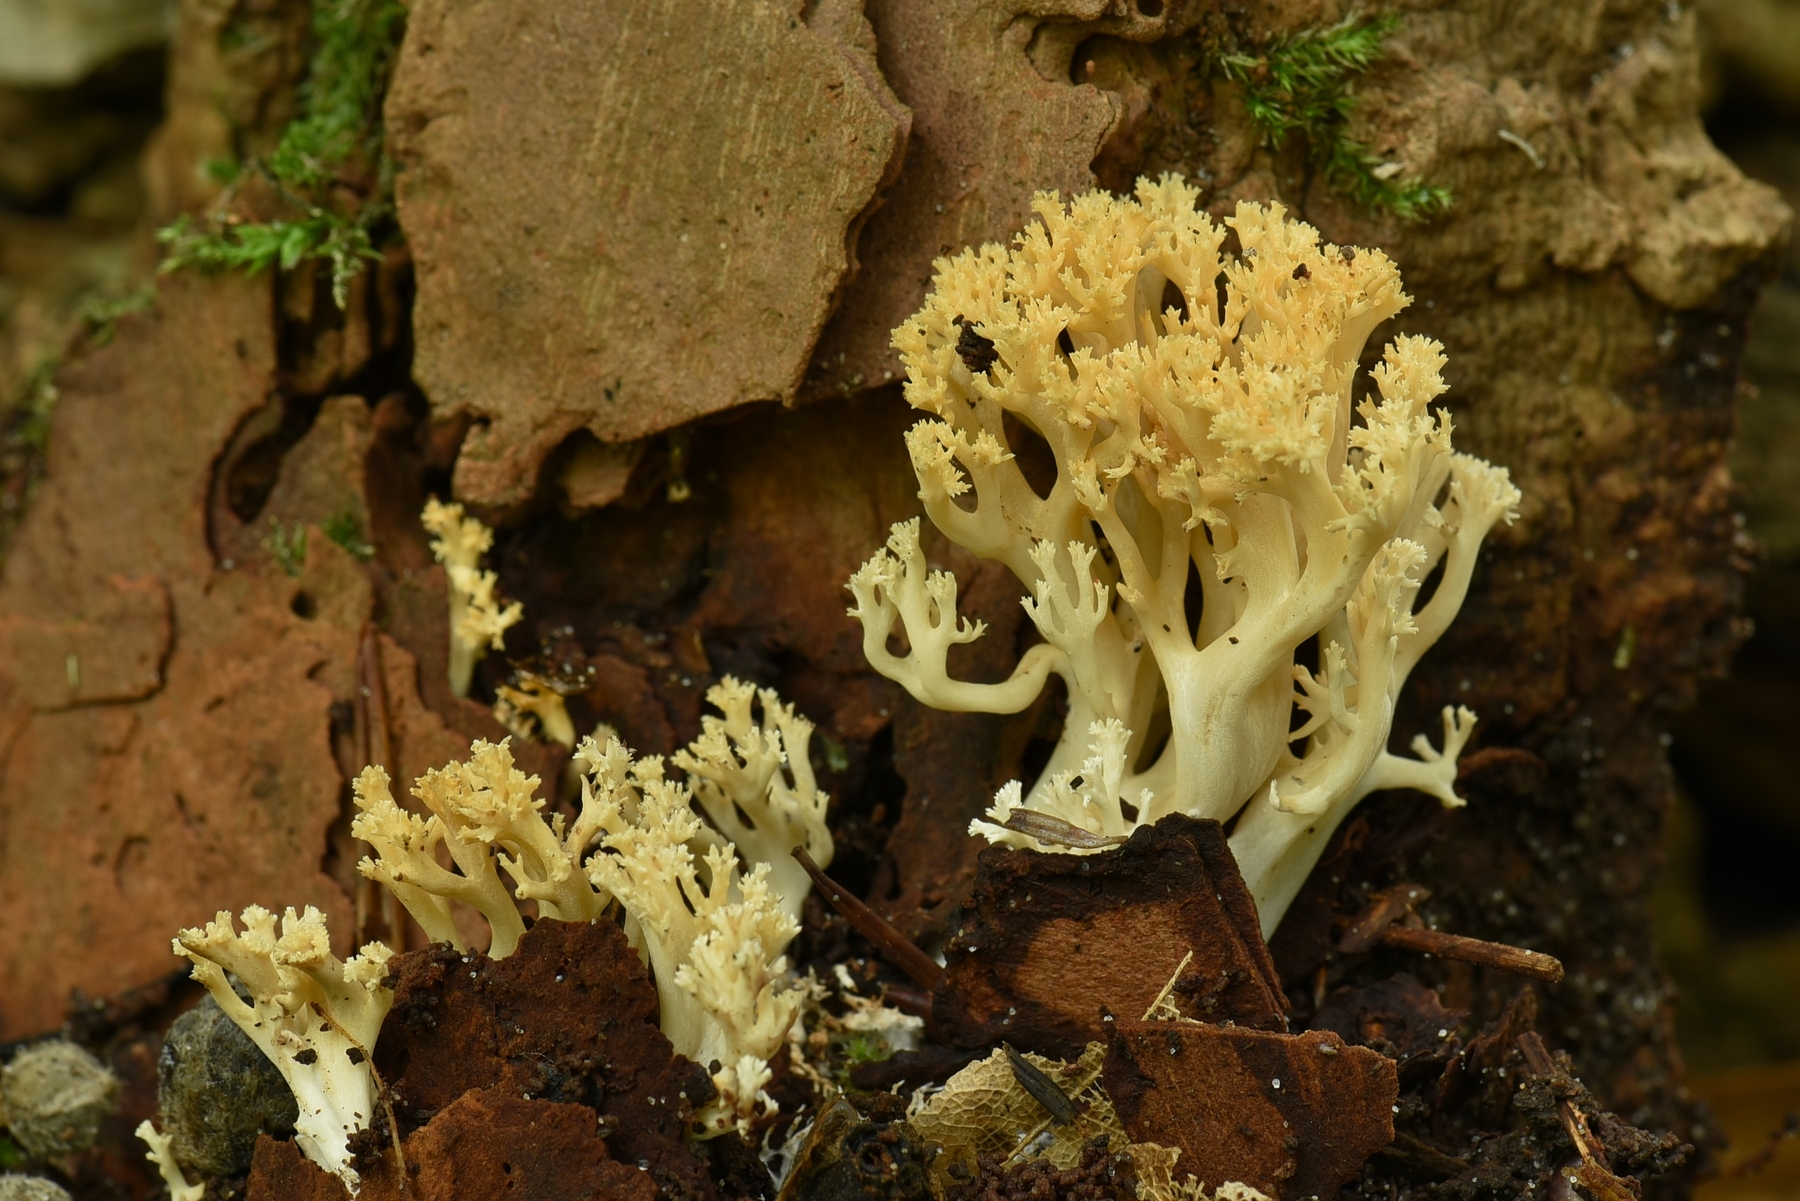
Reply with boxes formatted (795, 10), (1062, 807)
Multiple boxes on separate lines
(366, 1059), (411, 1199)
(356, 624), (404, 952)
(793, 848), (944, 990)
(1339, 884), (1432, 953)
(1339, 882), (1562, 983)
(1515, 1031), (1637, 1201)
(1381, 926), (1563, 983)
(1141, 950), (1195, 1021)
(1724, 1111), (1800, 1179)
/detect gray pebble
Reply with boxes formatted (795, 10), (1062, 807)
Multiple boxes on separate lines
(157, 997), (299, 1178)
(0, 1175), (72, 1201)
(0, 1041), (117, 1159)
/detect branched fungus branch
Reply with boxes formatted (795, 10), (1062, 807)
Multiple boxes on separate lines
(847, 177), (1519, 932)
(170, 907), (393, 1191)
(576, 733), (802, 1136)
(353, 739), (612, 957)
(674, 677), (834, 924)
(420, 499), (523, 698)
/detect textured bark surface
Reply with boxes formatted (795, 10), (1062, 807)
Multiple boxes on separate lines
(387, 0), (910, 508)
(0, 274), (361, 1039)
(933, 816), (1288, 1058)
(375, 919), (720, 1201)
(1104, 1022), (1398, 1201)
(245, 1085), (660, 1201)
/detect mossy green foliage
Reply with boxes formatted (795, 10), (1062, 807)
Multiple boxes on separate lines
(321, 509), (374, 560)
(263, 519), (307, 577)
(837, 1030), (894, 1068)
(74, 285), (156, 348)
(0, 1133), (21, 1169)
(1219, 15), (1453, 223)
(159, 0), (406, 307)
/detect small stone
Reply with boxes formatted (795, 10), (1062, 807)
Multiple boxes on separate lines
(0, 1040), (117, 1159)
(158, 996), (298, 1177)
(0, 1175), (73, 1201)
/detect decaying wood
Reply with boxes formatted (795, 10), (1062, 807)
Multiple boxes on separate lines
(1103, 1021), (1398, 1201)
(933, 816), (1287, 1058)
(387, 0), (911, 508)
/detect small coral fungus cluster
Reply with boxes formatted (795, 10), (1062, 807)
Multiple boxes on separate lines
(137, 673), (834, 1195)
(125, 182), (1684, 1201)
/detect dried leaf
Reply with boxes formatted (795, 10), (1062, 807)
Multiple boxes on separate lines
(910, 1042), (1123, 1191)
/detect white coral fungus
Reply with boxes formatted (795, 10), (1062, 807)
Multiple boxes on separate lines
(674, 676), (834, 923)
(135, 1121), (203, 1201)
(170, 907), (392, 1191)
(420, 498), (523, 697)
(576, 732), (802, 1136)
(352, 740), (612, 958)
(493, 672), (579, 747)
(351, 677), (833, 1136)
(849, 177), (1520, 933)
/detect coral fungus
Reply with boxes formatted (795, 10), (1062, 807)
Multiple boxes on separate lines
(848, 178), (1519, 931)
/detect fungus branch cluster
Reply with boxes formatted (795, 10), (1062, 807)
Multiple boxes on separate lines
(153, 674), (833, 1193)
(351, 676), (832, 1135)
(848, 177), (1519, 932)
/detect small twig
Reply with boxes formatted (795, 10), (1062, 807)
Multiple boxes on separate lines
(1723, 1111), (1800, 1179)
(1496, 129), (1546, 170)
(1516, 1030), (1635, 1201)
(879, 982), (933, 1018)
(1141, 950), (1195, 1021)
(1339, 884), (1432, 953)
(1381, 926), (1563, 982)
(1517, 1033), (1602, 1162)
(1339, 883), (1563, 982)
(793, 848), (944, 990)
(1000, 810), (1130, 850)
(359, 623), (393, 771)
(1003, 1042), (1078, 1126)
(355, 624), (402, 952)
(366, 1059), (411, 1198)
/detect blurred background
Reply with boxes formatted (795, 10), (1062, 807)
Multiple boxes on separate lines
(1657, 3), (1800, 1197)
(0, 0), (1796, 1194)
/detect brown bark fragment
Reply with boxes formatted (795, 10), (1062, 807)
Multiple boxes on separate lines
(246, 1084), (659, 1201)
(246, 1134), (347, 1201)
(375, 917), (720, 1201)
(934, 816), (1287, 1058)
(403, 1086), (658, 1201)
(386, 0), (911, 508)
(1103, 1022), (1398, 1201)
(1310, 973), (1467, 1073)
(0, 573), (169, 709)
(805, 0), (1186, 396)
(0, 276), (363, 1039)
(213, 393), (374, 574)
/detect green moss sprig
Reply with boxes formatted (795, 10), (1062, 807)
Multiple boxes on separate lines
(263, 519), (307, 577)
(322, 510), (375, 560)
(158, 0), (406, 307)
(1218, 15), (1452, 223)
